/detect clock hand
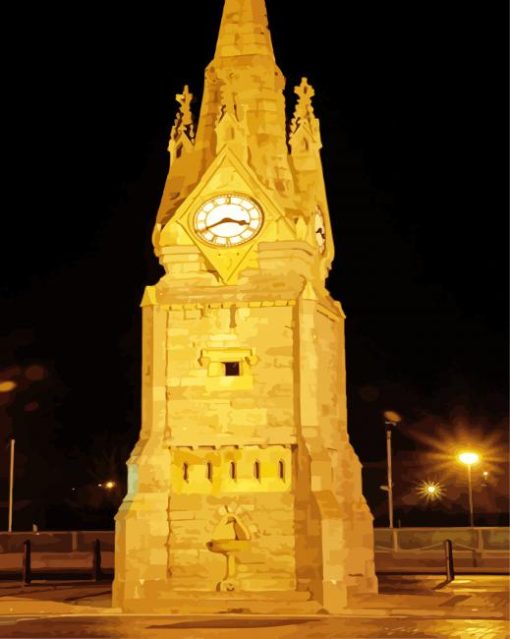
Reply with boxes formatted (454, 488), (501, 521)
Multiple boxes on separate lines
(205, 217), (249, 231)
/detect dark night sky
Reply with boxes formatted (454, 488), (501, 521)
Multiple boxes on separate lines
(1, 2), (508, 514)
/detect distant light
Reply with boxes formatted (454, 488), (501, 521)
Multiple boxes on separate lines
(383, 410), (402, 425)
(458, 452), (480, 466)
(97, 483), (102, 487)
(105, 481), (115, 489)
(0, 380), (17, 393)
(417, 480), (444, 501)
(25, 365), (46, 381)
(482, 471), (489, 478)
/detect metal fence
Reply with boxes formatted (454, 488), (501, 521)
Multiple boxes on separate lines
(0, 528), (508, 576)
(0, 531), (114, 554)
(374, 527), (509, 553)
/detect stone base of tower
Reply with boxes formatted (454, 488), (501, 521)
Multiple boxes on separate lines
(114, 578), (375, 616)
(113, 490), (378, 615)
(114, 583), (355, 615)
(116, 586), (324, 615)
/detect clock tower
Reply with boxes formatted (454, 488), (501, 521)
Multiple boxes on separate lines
(114, 0), (377, 613)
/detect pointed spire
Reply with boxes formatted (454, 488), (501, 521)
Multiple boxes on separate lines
(193, 0), (291, 193)
(215, 0), (274, 59)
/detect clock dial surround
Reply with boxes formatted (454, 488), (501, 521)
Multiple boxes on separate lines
(193, 195), (264, 247)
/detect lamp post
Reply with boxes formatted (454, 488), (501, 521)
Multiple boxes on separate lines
(458, 451), (480, 527)
(8, 439), (15, 532)
(0, 380), (17, 532)
(383, 411), (402, 528)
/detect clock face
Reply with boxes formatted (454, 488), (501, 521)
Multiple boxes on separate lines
(193, 195), (263, 247)
(314, 209), (326, 253)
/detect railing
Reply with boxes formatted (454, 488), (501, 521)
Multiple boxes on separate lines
(0, 531), (114, 554)
(0, 528), (507, 578)
(374, 527), (510, 553)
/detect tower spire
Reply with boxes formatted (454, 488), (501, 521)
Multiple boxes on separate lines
(192, 0), (290, 193)
(215, 0), (275, 59)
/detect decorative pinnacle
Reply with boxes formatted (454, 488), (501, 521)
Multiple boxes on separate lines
(171, 85), (195, 145)
(290, 77), (316, 135)
(176, 85), (194, 127)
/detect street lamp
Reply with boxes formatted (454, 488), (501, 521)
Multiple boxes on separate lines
(1, 368), (46, 533)
(458, 451), (480, 527)
(417, 480), (444, 502)
(383, 410), (402, 528)
(0, 380), (17, 393)
(0, 379), (17, 532)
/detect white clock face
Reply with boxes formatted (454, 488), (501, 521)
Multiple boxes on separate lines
(193, 195), (263, 247)
(314, 209), (326, 253)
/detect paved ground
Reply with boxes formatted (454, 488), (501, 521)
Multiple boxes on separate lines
(0, 616), (507, 638)
(0, 575), (507, 638)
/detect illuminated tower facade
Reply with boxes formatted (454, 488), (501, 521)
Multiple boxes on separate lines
(114, 0), (377, 613)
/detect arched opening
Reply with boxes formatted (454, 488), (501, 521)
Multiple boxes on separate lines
(183, 462), (189, 482)
(229, 461), (237, 480)
(253, 460), (261, 481)
(206, 462), (213, 481)
(278, 460), (285, 481)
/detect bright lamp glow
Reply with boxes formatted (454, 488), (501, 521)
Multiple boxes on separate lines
(458, 452), (480, 465)
(0, 380), (17, 393)
(417, 480), (444, 501)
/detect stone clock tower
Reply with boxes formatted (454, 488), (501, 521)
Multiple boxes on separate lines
(114, 0), (377, 614)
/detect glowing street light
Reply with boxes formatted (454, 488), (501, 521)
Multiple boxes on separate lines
(458, 451), (480, 527)
(0, 380), (17, 393)
(105, 481), (116, 490)
(458, 452), (479, 466)
(417, 480), (444, 502)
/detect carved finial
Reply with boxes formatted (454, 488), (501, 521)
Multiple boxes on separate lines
(289, 77), (321, 151)
(170, 85), (195, 147)
(176, 85), (194, 127)
(295, 77), (315, 108)
(290, 78), (316, 134)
